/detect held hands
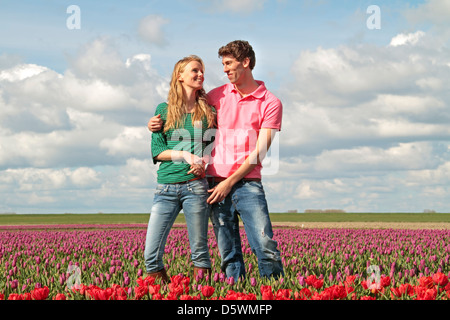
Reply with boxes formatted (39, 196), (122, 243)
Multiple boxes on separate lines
(188, 163), (205, 177)
(149, 115), (205, 176)
(179, 150), (232, 204)
(184, 152), (206, 177)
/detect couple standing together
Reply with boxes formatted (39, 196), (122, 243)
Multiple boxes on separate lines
(144, 40), (284, 283)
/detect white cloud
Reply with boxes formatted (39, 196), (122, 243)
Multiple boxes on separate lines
(138, 15), (169, 46)
(407, 161), (450, 186)
(1, 2), (449, 214)
(62, 74), (132, 112)
(288, 42), (441, 107)
(0, 36), (169, 212)
(100, 127), (150, 157)
(282, 30), (450, 153)
(295, 182), (320, 200)
(68, 38), (128, 82)
(28, 193), (55, 205)
(366, 94), (445, 117)
(70, 167), (101, 187)
(314, 142), (438, 173)
(389, 31), (426, 47)
(404, 0), (450, 26)
(197, 0), (267, 14)
(415, 77), (443, 91)
(0, 167), (100, 191)
(0, 38), (168, 170)
(116, 158), (157, 188)
(0, 161), (157, 213)
(274, 26), (450, 212)
(0, 63), (48, 82)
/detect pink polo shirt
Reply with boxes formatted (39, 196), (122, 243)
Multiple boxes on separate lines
(206, 81), (282, 179)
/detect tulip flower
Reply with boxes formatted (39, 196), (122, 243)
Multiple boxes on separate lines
(1, 223), (449, 300)
(201, 286), (215, 298)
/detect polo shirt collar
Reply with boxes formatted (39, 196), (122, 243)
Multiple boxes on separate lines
(228, 80), (266, 99)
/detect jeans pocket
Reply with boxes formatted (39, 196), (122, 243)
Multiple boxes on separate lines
(187, 179), (208, 196)
(245, 180), (265, 193)
(155, 184), (168, 195)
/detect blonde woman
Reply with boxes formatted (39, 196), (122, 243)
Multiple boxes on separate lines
(144, 55), (216, 283)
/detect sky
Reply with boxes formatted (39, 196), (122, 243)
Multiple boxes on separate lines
(0, 0), (449, 214)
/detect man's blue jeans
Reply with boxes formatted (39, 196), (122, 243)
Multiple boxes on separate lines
(209, 178), (284, 281)
(144, 178), (211, 273)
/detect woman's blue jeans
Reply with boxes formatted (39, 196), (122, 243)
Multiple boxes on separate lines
(209, 179), (284, 281)
(144, 178), (211, 273)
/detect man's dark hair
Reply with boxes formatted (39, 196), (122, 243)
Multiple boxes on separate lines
(218, 40), (256, 70)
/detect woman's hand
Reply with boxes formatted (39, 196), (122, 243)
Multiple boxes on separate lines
(183, 152), (206, 176)
(188, 163), (205, 176)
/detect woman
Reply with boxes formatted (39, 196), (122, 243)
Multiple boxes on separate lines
(144, 55), (216, 283)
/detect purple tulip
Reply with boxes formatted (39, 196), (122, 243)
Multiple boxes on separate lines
(10, 279), (18, 289)
(298, 276), (305, 286)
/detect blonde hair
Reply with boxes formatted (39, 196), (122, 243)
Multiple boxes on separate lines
(165, 55), (216, 132)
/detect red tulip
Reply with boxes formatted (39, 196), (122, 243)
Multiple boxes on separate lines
(54, 293), (66, 300)
(21, 292), (32, 300)
(432, 272), (449, 287)
(168, 284), (184, 297)
(295, 288), (312, 300)
(390, 287), (402, 299)
(134, 285), (148, 300)
(275, 288), (292, 300)
(415, 287), (437, 300)
(380, 276), (391, 288)
(31, 286), (49, 300)
(201, 285), (215, 298)
(418, 276), (434, 289)
(312, 279), (324, 290)
(260, 285), (274, 300)
(7, 293), (22, 300)
(148, 284), (161, 295)
(360, 296), (376, 300)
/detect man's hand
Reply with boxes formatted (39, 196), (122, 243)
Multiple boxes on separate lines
(207, 180), (232, 204)
(206, 128), (277, 205)
(148, 114), (163, 132)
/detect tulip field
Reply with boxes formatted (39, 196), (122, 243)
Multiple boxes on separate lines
(1, 223), (450, 301)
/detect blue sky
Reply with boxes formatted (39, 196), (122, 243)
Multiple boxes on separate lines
(1, 0), (449, 214)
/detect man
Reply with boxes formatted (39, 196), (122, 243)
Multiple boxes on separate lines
(148, 40), (284, 281)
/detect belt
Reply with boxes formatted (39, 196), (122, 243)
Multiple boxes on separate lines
(174, 176), (204, 184)
(207, 177), (261, 183)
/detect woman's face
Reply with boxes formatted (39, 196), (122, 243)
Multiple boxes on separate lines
(178, 60), (204, 92)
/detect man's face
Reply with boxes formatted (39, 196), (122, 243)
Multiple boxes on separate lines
(222, 55), (247, 85)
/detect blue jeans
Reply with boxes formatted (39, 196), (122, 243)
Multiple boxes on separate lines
(144, 178), (211, 273)
(209, 179), (284, 280)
